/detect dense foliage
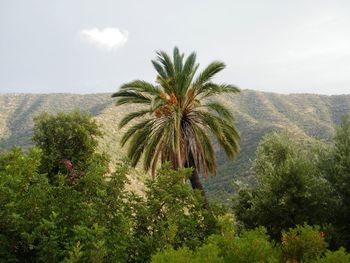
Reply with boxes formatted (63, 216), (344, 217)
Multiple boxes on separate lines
(0, 147), (131, 262)
(234, 133), (335, 239)
(323, 115), (350, 246)
(152, 219), (348, 263)
(234, 116), (350, 251)
(0, 147), (220, 262)
(33, 111), (106, 182)
(1, 110), (350, 261)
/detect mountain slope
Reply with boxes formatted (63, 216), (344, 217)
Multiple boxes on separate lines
(1, 90), (350, 200)
(0, 93), (112, 148)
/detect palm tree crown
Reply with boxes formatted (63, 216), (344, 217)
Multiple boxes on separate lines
(112, 47), (240, 183)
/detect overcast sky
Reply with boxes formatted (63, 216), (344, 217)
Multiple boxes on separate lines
(0, 0), (349, 94)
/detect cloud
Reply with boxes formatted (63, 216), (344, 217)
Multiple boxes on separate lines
(81, 27), (128, 50)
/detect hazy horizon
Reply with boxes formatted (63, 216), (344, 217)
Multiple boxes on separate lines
(1, 0), (350, 95)
(2, 88), (350, 97)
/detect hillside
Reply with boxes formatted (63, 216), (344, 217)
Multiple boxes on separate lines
(1, 90), (350, 200)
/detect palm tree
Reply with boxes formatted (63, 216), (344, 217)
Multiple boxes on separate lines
(112, 47), (240, 199)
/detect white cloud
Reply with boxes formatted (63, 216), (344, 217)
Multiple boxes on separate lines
(80, 27), (128, 50)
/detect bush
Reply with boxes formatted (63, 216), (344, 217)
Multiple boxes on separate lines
(234, 133), (335, 239)
(0, 147), (131, 262)
(33, 111), (105, 182)
(129, 164), (220, 262)
(220, 227), (281, 263)
(151, 247), (194, 263)
(151, 244), (224, 263)
(1, 146), (349, 262)
(313, 248), (350, 263)
(0, 147), (49, 262)
(152, 215), (281, 263)
(281, 224), (327, 262)
(322, 115), (350, 248)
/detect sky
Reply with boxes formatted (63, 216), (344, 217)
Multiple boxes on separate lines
(0, 0), (350, 95)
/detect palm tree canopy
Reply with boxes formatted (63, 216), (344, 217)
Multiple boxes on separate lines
(112, 47), (240, 178)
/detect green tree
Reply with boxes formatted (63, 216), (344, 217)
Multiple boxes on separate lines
(0, 147), (48, 262)
(0, 147), (132, 262)
(322, 115), (350, 248)
(152, 215), (282, 263)
(281, 224), (327, 262)
(32, 111), (105, 182)
(112, 47), (240, 198)
(129, 164), (220, 262)
(234, 133), (334, 239)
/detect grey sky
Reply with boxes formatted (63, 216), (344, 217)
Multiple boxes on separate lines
(0, 0), (349, 94)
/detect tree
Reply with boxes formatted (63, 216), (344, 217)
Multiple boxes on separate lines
(322, 115), (350, 248)
(32, 111), (105, 182)
(0, 147), (132, 262)
(129, 164), (219, 262)
(112, 47), (240, 197)
(234, 133), (335, 239)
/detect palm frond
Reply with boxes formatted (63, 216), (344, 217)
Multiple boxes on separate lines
(156, 50), (175, 78)
(143, 126), (164, 172)
(203, 101), (234, 121)
(221, 122), (240, 158)
(119, 110), (151, 129)
(120, 119), (152, 146)
(151, 60), (167, 79)
(192, 125), (217, 176)
(195, 110), (225, 140)
(196, 83), (240, 99)
(173, 47), (183, 75)
(127, 123), (153, 167)
(195, 110), (239, 159)
(194, 61), (225, 87)
(118, 80), (161, 96)
(178, 52), (198, 99)
(112, 90), (152, 106)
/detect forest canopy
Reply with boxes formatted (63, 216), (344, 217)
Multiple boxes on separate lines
(1, 111), (350, 262)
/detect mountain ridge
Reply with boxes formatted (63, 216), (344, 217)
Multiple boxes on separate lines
(1, 90), (350, 200)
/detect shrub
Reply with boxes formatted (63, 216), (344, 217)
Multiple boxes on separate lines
(151, 244), (224, 263)
(313, 248), (350, 263)
(281, 224), (327, 262)
(220, 227), (281, 263)
(33, 111), (105, 182)
(151, 247), (193, 263)
(322, 115), (350, 248)
(234, 133), (335, 239)
(0, 147), (131, 262)
(129, 164), (220, 262)
(152, 215), (281, 263)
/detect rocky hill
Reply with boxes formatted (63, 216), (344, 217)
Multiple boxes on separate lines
(1, 90), (350, 200)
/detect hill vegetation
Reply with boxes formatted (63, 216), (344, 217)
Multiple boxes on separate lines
(1, 90), (350, 199)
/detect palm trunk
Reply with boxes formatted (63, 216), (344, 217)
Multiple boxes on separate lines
(176, 143), (182, 169)
(175, 110), (183, 169)
(185, 151), (208, 208)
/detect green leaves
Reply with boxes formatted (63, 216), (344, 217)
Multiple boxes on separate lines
(0, 147), (132, 262)
(194, 61), (225, 86)
(196, 83), (240, 99)
(234, 132), (336, 240)
(119, 110), (151, 129)
(112, 47), (240, 188)
(204, 101), (234, 121)
(118, 80), (161, 96)
(112, 90), (152, 106)
(130, 165), (215, 262)
(32, 111), (103, 182)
